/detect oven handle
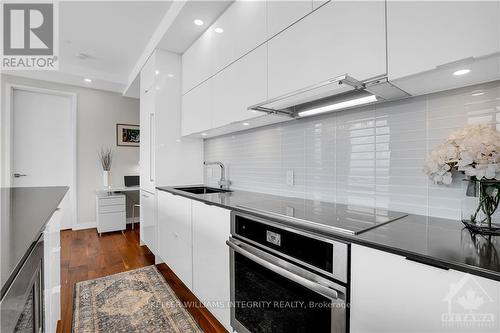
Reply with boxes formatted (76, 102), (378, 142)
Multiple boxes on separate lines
(227, 238), (343, 300)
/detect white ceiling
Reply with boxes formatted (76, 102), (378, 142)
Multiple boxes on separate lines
(60, 1), (172, 82)
(5, 1), (232, 97)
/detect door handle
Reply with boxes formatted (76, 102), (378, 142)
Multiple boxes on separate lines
(13, 173), (27, 178)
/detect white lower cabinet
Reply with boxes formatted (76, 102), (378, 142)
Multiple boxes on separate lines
(157, 191), (193, 289)
(350, 244), (500, 333)
(192, 201), (231, 331)
(140, 190), (157, 255)
(157, 191), (232, 329)
(96, 194), (126, 234)
(44, 204), (63, 333)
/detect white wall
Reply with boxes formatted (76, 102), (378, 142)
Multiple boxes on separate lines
(205, 80), (500, 220)
(1, 74), (140, 228)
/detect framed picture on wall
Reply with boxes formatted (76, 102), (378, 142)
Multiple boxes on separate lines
(116, 124), (140, 147)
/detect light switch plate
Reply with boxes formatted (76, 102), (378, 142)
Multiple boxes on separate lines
(286, 170), (294, 186)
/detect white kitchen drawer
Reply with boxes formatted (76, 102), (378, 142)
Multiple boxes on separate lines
(98, 204), (125, 214)
(97, 211), (126, 233)
(98, 196), (125, 206)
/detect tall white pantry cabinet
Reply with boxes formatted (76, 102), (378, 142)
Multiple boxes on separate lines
(139, 49), (203, 255)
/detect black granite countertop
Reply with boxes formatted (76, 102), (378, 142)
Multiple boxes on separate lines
(1, 186), (68, 298)
(158, 185), (500, 281)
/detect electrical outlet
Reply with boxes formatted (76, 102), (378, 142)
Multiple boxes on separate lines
(286, 170), (294, 186)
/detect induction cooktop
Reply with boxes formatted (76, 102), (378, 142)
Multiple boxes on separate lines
(237, 198), (408, 235)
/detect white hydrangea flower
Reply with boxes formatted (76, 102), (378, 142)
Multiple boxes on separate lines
(424, 124), (500, 185)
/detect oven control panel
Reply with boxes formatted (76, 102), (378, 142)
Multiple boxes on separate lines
(266, 230), (281, 246)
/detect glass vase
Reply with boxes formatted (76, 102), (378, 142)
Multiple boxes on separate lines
(461, 179), (500, 235)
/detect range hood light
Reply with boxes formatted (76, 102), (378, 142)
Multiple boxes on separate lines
(298, 95), (378, 117)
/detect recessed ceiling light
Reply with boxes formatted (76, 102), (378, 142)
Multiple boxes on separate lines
(167, 73), (174, 78)
(201, 133), (207, 137)
(84, 78), (92, 83)
(194, 19), (204, 26)
(242, 122), (250, 126)
(453, 69), (471, 76)
(471, 91), (484, 96)
(155, 70), (160, 76)
(214, 27), (224, 33)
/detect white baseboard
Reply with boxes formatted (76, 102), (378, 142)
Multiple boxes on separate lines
(73, 218), (139, 230)
(72, 221), (96, 230)
(127, 217), (140, 224)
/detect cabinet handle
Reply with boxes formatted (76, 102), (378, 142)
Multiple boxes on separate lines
(149, 113), (155, 182)
(405, 257), (449, 271)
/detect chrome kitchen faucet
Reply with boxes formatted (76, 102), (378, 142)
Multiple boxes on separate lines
(204, 161), (231, 189)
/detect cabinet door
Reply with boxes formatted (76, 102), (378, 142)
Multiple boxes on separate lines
(212, 44), (268, 128)
(350, 244), (500, 333)
(44, 208), (62, 333)
(181, 80), (212, 136)
(140, 89), (156, 192)
(212, 0), (267, 74)
(387, 1), (500, 95)
(182, 31), (214, 94)
(387, 1), (500, 81)
(267, 0), (312, 38)
(268, 1), (386, 99)
(192, 201), (231, 330)
(140, 190), (156, 255)
(157, 191), (193, 289)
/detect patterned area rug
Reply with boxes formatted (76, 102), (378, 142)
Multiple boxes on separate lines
(72, 265), (203, 333)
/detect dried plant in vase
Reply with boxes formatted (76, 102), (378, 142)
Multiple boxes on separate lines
(98, 147), (113, 188)
(424, 124), (500, 235)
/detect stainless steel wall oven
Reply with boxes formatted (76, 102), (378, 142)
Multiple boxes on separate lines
(227, 211), (350, 333)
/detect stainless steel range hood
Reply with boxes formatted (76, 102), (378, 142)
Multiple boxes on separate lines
(248, 74), (410, 118)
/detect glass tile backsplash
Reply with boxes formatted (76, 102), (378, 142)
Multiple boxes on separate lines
(204, 81), (500, 220)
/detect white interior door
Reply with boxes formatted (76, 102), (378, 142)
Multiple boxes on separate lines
(12, 88), (75, 229)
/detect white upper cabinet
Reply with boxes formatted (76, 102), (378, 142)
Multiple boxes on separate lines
(267, 1), (387, 99)
(181, 79), (213, 136)
(267, 0), (312, 38)
(182, 0), (267, 95)
(182, 31), (214, 94)
(387, 1), (500, 96)
(212, 44), (268, 128)
(211, 0), (267, 74)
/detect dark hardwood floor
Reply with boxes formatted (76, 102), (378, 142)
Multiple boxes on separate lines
(58, 225), (227, 333)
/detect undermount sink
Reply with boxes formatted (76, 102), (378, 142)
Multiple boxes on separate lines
(174, 186), (232, 195)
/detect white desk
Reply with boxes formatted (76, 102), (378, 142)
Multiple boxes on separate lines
(95, 186), (140, 234)
(95, 185), (140, 194)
